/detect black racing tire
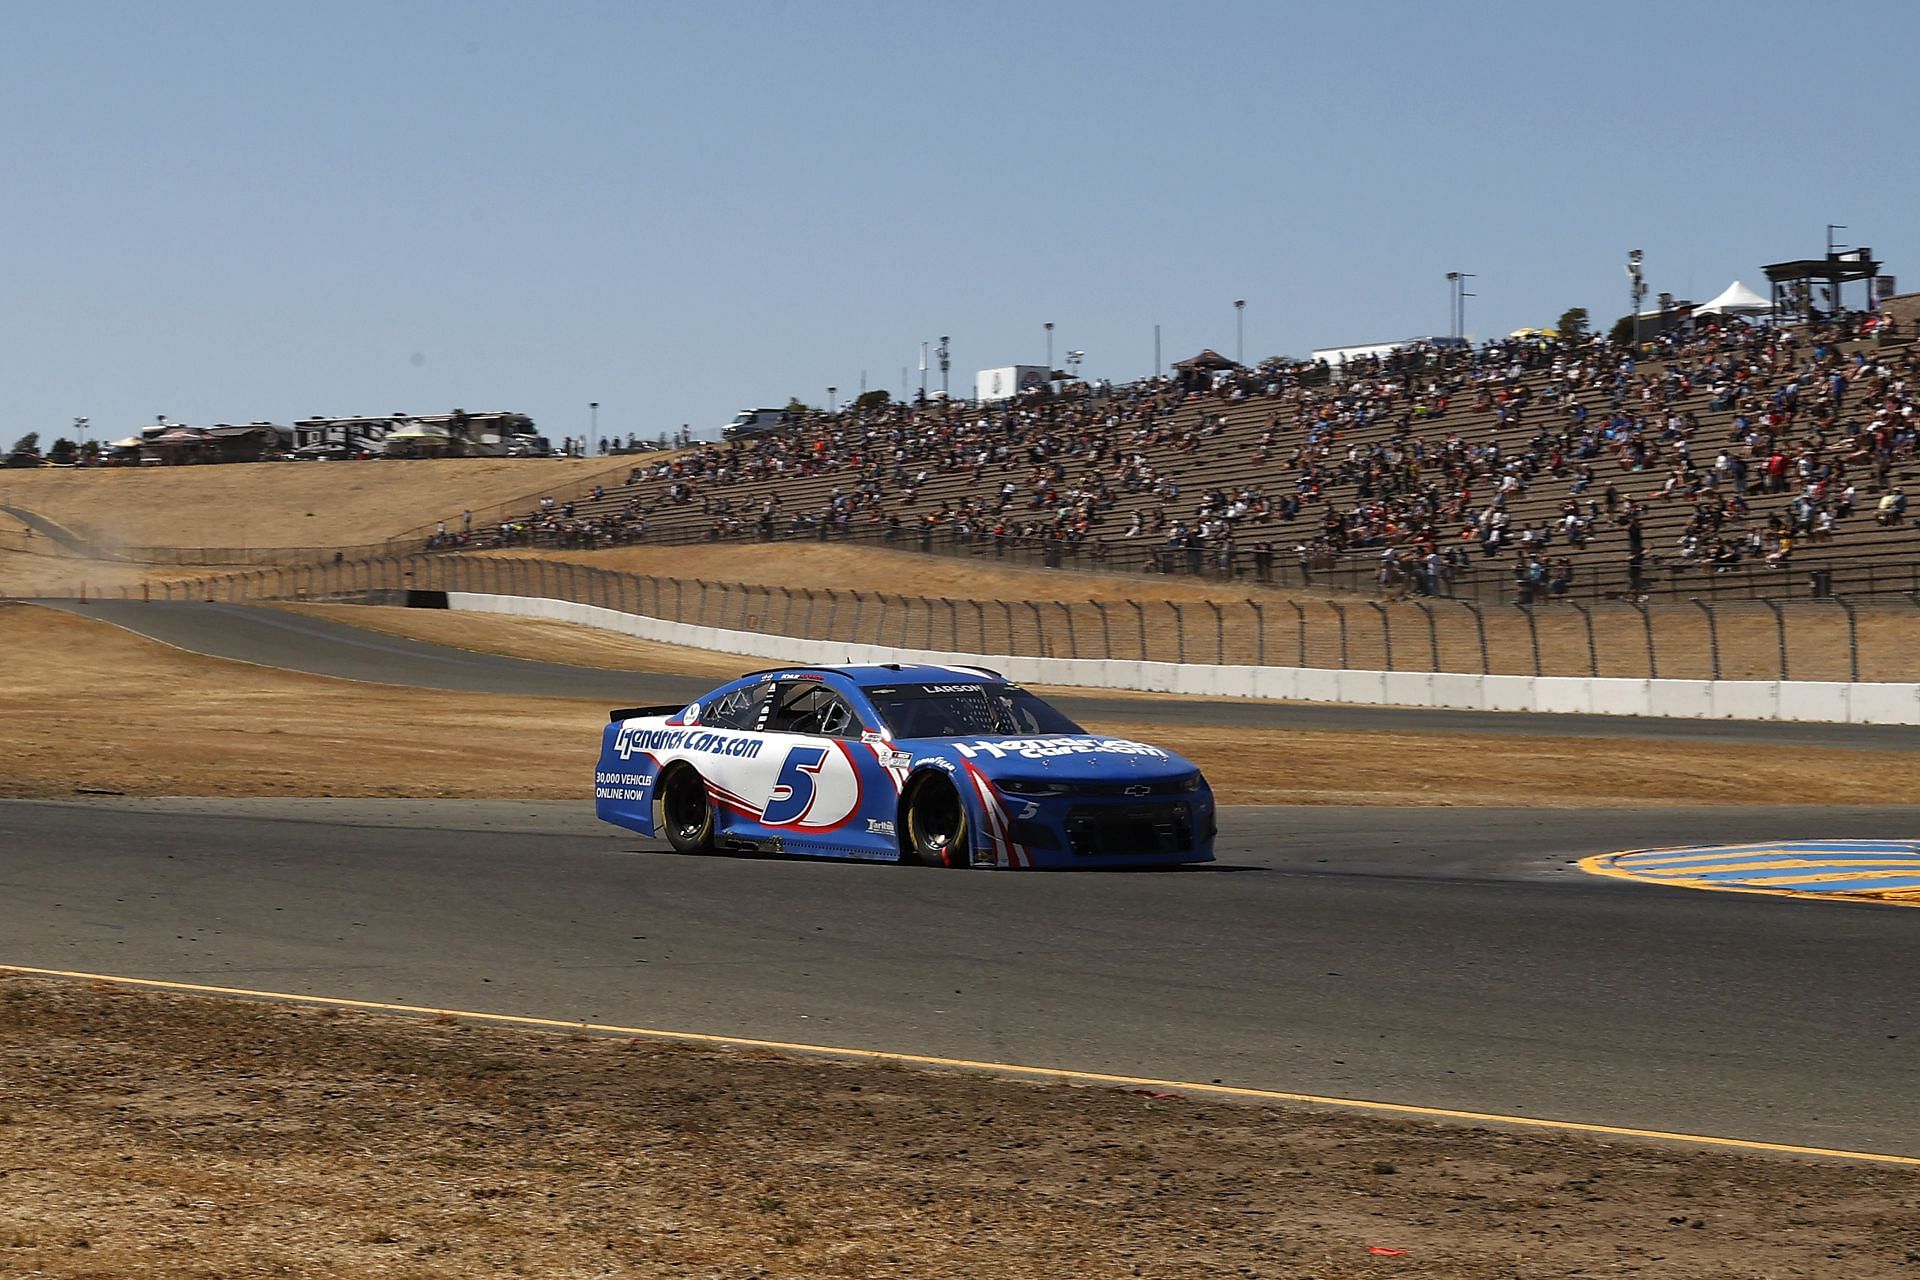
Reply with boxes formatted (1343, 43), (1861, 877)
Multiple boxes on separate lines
(903, 775), (969, 868)
(659, 765), (715, 855)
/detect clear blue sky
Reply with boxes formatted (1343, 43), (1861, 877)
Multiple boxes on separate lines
(3, 0), (1912, 446)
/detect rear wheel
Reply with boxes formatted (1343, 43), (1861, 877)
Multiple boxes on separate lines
(904, 776), (969, 867)
(659, 766), (715, 855)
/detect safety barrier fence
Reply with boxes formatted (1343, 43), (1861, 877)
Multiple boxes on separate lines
(445, 591), (1920, 726)
(147, 552), (1920, 685)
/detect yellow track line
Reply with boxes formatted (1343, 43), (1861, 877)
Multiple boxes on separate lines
(5, 962), (1916, 1168)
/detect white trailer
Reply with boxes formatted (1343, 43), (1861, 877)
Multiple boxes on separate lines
(974, 365), (1051, 403)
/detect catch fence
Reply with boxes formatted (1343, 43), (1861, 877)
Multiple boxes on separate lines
(144, 552), (1920, 685)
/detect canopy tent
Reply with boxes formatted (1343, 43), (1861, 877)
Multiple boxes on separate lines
(1696, 280), (1771, 316)
(1171, 348), (1242, 371)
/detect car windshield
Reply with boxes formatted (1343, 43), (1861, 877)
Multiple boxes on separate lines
(867, 683), (1084, 739)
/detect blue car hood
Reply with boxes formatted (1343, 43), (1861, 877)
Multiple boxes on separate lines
(904, 734), (1201, 782)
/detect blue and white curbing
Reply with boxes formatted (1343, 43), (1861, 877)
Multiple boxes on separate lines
(444, 592), (1920, 726)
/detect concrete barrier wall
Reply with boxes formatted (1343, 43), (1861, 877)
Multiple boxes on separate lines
(445, 592), (1920, 725)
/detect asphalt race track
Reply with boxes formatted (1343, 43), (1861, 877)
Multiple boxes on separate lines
(5, 599), (1920, 1156)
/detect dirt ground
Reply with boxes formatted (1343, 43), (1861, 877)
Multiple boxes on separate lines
(5, 602), (1913, 807)
(3, 975), (1916, 1280)
(0, 456), (631, 550)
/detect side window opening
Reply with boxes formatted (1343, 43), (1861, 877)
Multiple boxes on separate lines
(767, 683), (863, 738)
(701, 686), (765, 730)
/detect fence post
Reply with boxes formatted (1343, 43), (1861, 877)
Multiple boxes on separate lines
(1367, 601), (1392, 671)
(849, 591), (866, 645)
(1519, 605), (1541, 677)
(824, 589), (842, 642)
(999, 600), (1016, 653)
(1290, 600), (1307, 667)
(1094, 601), (1112, 660)
(1411, 599), (1439, 672)
(1833, 595), (1859, 683)
(1457, 600), (1489, 675)
(1060, 602), (1079, 659)
(1760, 597), (1788, 680)
(1130, 600), (1147, 659)
(1026, 600), (1046, 656)
(1207, 600), (1225, 663)
(1248, 600), (1264, 666)
(1569, 601), (1598, 677)
(1329, 601), (1349, 669)
(971, 598), (987, 651)
(1630, 600), (1658, 679)
(1172, 602), (1188, 663)
(1691, 598), (1720, 681)
(937, 597), (954, 651)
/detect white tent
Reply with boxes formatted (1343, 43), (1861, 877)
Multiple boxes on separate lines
(1696, 280), (1771, 316)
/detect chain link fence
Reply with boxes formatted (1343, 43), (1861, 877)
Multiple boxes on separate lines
(147, 552), (1920, 684)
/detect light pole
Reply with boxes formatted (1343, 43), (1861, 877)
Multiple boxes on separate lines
(827, 386), (836, 413)
(1065, 350), (1085, 381)
(589, 401), (598, 455)
(1445, 272), (1475, 341)
(73, 417), (88, 454)
(1044, 321), (1054, 370)
(1234, 299), (1245, 364)
(1626, 250), (1646, 342)
(937, 336), (950, 398)
(1826, 225), (1850, 314)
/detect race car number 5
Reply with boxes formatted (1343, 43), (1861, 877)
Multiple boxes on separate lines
(763, 745), (830, 826)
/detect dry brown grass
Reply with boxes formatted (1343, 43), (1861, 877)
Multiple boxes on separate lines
(0, 456), (631, 549)
(482, 541), (1310, 603)
(0, 603), (602, 800)
(273, 601), (760, 681)
(4, 602), (1911, 808)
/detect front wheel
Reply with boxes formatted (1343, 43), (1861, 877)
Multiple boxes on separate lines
(659, 766), (715, 855)
(904, 777), (969, 867)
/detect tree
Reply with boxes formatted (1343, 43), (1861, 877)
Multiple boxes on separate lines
(9, 432), (40, 458)
(1609, 314), (1636, 345)
(1556, 307), (1590, 340)
(47, 437), (76, 465)
(852, 389), (890, 413)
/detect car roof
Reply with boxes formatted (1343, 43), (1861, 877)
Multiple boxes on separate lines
(735, 662), (1005, 689)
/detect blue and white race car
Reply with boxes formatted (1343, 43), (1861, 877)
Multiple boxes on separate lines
(594, 663), (1215, 869)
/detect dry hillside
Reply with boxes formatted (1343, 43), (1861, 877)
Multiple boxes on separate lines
(0, 457), (629, 549)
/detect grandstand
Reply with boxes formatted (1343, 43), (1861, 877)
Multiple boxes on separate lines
(448, 312), (1919, 605)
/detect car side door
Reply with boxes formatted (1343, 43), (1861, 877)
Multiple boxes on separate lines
(752, 679), (896, 859)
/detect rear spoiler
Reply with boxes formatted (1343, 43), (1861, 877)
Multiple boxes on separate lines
(609, 704), (685, 723)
